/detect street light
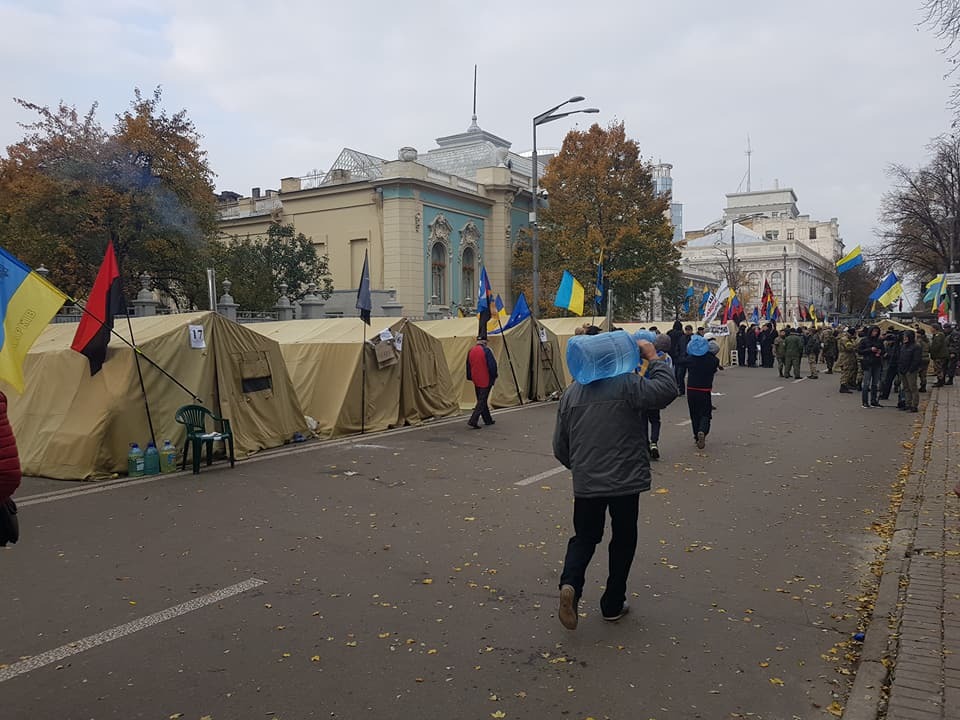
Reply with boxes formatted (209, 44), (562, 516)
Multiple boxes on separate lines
(530, 97), (600, 316)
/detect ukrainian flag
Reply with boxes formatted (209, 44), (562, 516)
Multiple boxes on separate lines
(876, 274), (904, 307)
(0, 248), (67, 391)
(554, 270), (585, 316)
(835, 246), (864, 274)
(486, 294), (508, 332)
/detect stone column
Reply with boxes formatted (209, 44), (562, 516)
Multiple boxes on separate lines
(299, 282), (326, 319)
(133, 272), (159, 317)
(274, 283), (295, 321)
(217, 280), (238, 321)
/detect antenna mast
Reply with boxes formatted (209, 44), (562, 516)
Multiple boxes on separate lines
(745, 135), (753, 192)
(468, 64), (480, 131)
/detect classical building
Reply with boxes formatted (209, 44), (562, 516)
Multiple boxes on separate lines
(681, 187), (843, 322)
(217, 116), (535, 318)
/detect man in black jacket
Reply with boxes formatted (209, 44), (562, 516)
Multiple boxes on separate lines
(858, 326), (885, 408)
(553, 338), (677, 630)
(897, 330), (922, 413)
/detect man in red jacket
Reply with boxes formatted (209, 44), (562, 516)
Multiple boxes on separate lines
(466, 337), (498, 429)
(0, 391), (22, 546)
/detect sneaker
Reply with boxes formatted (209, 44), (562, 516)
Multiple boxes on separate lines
(871, 402), (882, 408)
(602, 603), (630, 622)
(862, 403), (870, 409)
(696, 431), (706, 450)
(558, 584), (578, 630)
(839, 386), (852, 393)
(649, 443), (660, 460)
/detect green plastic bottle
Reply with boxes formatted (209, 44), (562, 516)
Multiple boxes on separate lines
(127, 443), (145, 477)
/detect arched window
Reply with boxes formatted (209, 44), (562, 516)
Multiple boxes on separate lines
(747, 272), (761, 296)
(769, 271), (783, 297)
(461, 246), (476, 307)
(431, 243), (446, 305)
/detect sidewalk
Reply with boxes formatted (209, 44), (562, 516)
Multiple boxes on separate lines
(845, 384), (960, 720)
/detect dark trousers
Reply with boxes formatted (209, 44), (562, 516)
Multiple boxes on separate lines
(880, 362), (898, 399)
(862, 364), (882, 406)
(468, 386), (493, 425)
(675, 364), (687, 395)
(687, 389), (712, 437)
(642, 409), (661, 443)
(559, 493), (639, 617)
(948, 356), (958, 381)
(919, 360), (929, 391)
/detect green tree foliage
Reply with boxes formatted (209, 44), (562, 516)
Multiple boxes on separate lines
(212, 222), (333, 311)
(0, 88), (218, 308)
(512, 121), (679, 318)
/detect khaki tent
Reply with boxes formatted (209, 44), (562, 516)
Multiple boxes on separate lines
(416, 317), (532, 409)
(250, 318), (458, 438)
(5, 312), (308, 480)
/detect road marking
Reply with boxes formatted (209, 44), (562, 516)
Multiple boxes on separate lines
(18, 402), (548, 506)
(350, 443), (393, 450)
(676, 419), (692, 427)
(0, 578), (267, 684)
(792, 378), (805, 384)
(753, 387), (784, 399)
(515, 466), (567, 486)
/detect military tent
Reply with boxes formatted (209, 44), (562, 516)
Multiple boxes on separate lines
(250, 317), (459, 438)
(416, 317), (532, 409)
(5, 311), (309, 480)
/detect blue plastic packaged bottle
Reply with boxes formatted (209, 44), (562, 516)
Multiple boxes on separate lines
(144, 441), (160, 475)
(566, 331), (640, 384)
(127, 443), (145, 477)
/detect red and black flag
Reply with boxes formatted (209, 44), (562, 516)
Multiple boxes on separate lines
(71, 241), (124, 375)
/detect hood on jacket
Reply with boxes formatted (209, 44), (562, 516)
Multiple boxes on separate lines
(868, 326), (881, 338)
(904, 329), (916, 343)
(671, 320), (683, 333)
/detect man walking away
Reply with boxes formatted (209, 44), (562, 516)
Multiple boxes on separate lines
(803, 327), (821, 379)
(897, 330), (922, 413)
(553, 338), (677, 630)
(917, 328), (931, 393)
(643, 334), (674, 460)
(859, 326), (885, 408)
(783, 329), (804, 380)
(466, 337), (498, 429)
(682, 335), (722, 450)
(774, 329), (787, 377)
(674, 325), (693, 396)
(838, 327), (859, 393)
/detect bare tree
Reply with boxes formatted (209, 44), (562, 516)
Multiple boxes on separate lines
(877, 134), (960, 285)
(922, 0), (960, 114)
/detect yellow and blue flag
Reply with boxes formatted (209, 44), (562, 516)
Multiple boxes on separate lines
(0, 248), (67, 391)
(486, 293), (508, 332)
(925, 274), (947, 311)
(869, 272), (902, 307)
(554, 270), (585, 316)
(835, 246), (864, 274)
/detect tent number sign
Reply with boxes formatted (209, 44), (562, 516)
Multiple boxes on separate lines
(189, 324), (206, 349)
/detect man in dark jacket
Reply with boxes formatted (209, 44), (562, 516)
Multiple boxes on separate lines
(674, 325), (693, 396)
(897, 330), (922, 412)
(931, 325), (949, 386)
(466, 337), (498, 429)
(858, 326), (885, 408)
(682, 335), (722, 450)
(879, 330), (901, 400)
(947, 324), (960, 384)
(553, 339), (677, 630)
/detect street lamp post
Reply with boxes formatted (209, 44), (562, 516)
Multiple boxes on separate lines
(530, 97), (599, 317)
(782, 246), (788, 319)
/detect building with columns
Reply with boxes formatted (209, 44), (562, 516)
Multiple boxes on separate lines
(217, 117), (535, 318)
(681, 188), (843, 323)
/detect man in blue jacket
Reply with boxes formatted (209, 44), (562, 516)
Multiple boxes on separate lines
(552, 337), (677, 630)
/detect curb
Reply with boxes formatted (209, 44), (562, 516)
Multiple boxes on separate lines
(842, 392), (937, 719)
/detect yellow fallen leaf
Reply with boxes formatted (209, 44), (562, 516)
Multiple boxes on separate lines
(759, 661), (769, 668)
(826, 701), (843, 717)
(769, 677), (784, 686)
(464, 517), (477, 521)
(427, 649), (438, 655)
(311, 655), (320, 662)
(128, 601), (137, 606)
(345, 641), (357, 647)
(378, 632), (391, 639)
(169, 715), (184, 719)
(282, 653), (291, 658)
(422, 579), (433, 585)
(654, 488), (669, 494)
(491, 712), (506, 719)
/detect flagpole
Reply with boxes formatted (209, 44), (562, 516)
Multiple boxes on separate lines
(494, 309), (523, 406)
(125, 310), (156, 448)
(361, 322), (367, 434)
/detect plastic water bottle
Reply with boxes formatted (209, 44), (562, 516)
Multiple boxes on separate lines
(566, 331), (640, 384)
(127, 443), (145, 477)
(160, 440), (177, 473)
(144, 441), (160, 475)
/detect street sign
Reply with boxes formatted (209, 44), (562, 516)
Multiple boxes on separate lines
(945, 273), (960, 285)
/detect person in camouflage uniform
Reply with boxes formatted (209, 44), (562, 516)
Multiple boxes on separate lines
(773, 329), (787, 377)
(783, 329), (804, 380)
(821, 328), (839, 374)
(916, 328), (931, 393)
(838, 327), (859, 393)
(803, 326), (822, 379)
(931, 325), (948, 387)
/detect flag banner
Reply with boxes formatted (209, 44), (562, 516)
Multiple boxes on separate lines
(486, 293), (508, 332)
(355, 249), (372, 325)
(490, 293), (531, 334)
(0, 248), (67, 391)
(702, 280), (728, 324)
(869, 272), (898, 302)
(835, 246), (864, 274)
(477, 266), (494, 339)
(698, 285), (711, 317)
(876, 278), (904, 307)
(71, 240), (124, 375)
(595, 249), (604, 310)
(554, 270), (585, 316)
(682, 283), (694, 313)
(750, 306), (759, 324)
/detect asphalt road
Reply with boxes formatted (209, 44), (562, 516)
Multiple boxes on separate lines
(0, 366), (919, 719)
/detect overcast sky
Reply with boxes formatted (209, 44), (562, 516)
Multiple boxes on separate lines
(0, 0), (954, 252)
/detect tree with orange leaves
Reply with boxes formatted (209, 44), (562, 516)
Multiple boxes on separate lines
(512, 121), (679, 319)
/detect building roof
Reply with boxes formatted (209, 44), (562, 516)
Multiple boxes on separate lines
(684, 223), (765, 248)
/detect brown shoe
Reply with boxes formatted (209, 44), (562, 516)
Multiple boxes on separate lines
(558, 584), (578, 630)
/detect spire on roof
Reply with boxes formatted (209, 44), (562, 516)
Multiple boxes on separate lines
(467, 64), (480, 132)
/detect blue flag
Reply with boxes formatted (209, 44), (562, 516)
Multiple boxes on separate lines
(490, 293), (531, 334)
(595, 249), (604, 310)
(682, 283), (694, 313)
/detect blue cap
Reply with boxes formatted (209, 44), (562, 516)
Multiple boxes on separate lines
(633, 330), (657, 344)
(687, 335), (709, 357)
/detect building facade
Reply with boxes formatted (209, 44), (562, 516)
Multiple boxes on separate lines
(652, 163), (683, 243)
(217, 121), (535, 318)
(681, 188), (842, 322)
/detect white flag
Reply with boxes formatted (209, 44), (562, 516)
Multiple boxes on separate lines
(702, 280), (728, 324)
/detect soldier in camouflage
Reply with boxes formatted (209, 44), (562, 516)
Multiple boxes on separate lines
(821, 328), (839, 374)
(837, 327), (859, 393)
(916, 328), (931, 393)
